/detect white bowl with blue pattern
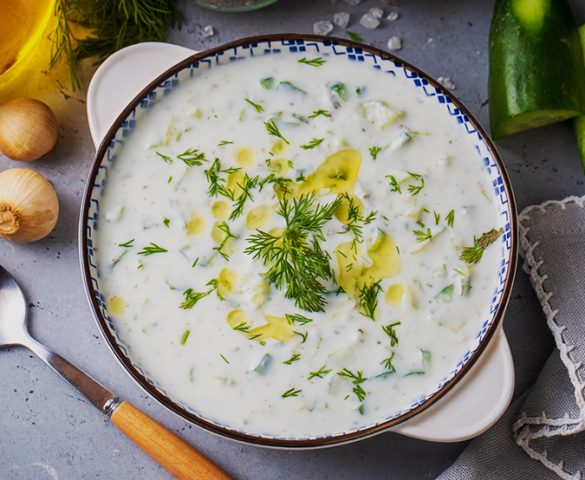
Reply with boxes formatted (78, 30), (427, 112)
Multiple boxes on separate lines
(81, 36), (517, 448)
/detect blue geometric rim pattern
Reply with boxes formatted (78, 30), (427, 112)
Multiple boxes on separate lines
(84, 38), (514, 442)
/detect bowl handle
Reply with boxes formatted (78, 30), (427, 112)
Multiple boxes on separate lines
(391, 330), (514, 442)
(87, 42), (197, 147)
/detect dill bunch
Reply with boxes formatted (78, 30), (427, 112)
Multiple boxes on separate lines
(51, 0), (182, 89)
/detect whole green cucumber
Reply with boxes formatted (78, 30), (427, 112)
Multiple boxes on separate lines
(489, 0), (585, 139)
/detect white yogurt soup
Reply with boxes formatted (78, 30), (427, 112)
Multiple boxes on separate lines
(95, 51), (503, 438)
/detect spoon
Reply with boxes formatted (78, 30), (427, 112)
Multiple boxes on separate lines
(0, 265), (229, 480)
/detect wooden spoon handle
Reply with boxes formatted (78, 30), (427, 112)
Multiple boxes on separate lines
(110, 401), (230, 480)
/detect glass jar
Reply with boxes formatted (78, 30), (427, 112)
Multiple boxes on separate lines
(192, 0), (279, 12)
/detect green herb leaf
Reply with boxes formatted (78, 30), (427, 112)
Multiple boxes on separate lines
(283, 353), (301, 365)
(156, 152), (173, 164)
(460, 228), (503, 264)
(282, 387), (302, 398)
(386, 175), (401, 193)
(446, 209), (455, 227)
(300, 137), (324, 150)
(382, 322), (401, 347)
(260, 77), (274, 89)
(369, 146), (382, 160)
(264, 119), (290, 145)
(244, 97), (265, 113)
(358, 280), (383, 320)
(330, 82), (348, 101)
(285, 314), (313, 326)
(177, 148), (207, 167)
(308, 365), (332, 380)
(180, 329), (191, 345)
(308, 109), (331, 119)
(413, 227), (432, 243)
(347, 31), (363, 42)
(278, 80), (307, 94)
(118, 239), (135, 248)
(138, 242), (168, 256)
(217, 140), (234, 147)
(298, 57), (326, 67)
(229, 174), (259, 221)
(163, 218), (171, 228)
(337, 368), (367, 403)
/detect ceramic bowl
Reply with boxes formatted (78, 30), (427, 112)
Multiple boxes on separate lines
(80, 34), (517, 448)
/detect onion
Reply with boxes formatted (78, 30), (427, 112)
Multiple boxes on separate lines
(0, 168), (59, 242)
(0, 98), (58, 162)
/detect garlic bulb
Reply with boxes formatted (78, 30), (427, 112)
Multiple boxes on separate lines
(0, 98), (58, 162)
(0, 168), (59, 242)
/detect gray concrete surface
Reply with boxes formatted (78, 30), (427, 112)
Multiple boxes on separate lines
(1, 0), (584, 478)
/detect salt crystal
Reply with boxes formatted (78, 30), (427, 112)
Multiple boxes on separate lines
(437, 76), (456, 90)
(313, 20), (334, 36)
(387, 11), (399, 22)
(360, 13), (380, 29)
(344, 0), (362, 5)
(387, 36), (402, 50)
(369, 7), (384, 19)
(202, 25), (214, 38)
(333, 12), (350, 28)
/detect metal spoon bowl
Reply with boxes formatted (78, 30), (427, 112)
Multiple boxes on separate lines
(0, 265), (229, 480)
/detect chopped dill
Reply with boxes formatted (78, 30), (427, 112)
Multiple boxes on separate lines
(177, 148), (206, 167)
(369, 146), (382, 160)
(156, 152), (173, 164)
(300, 137), (324, 149)
(179, 279), (221, 309)
(282, 387), (302, 398)
(434, 211), (441, 225)
(308, 109), (332, 119)
(460, 228), (503, 264)
(163, 218), (171, 228)
(285, 313), (313, 326)
(229, 174), (259, 220)
(413, 227), (432, 243)
(204, 158), (240, 200)
(382, 321), (401, 347)
(358, 280), (383, 320)
(380, 351), (397, 375)
(347, 31), (363, 42)
(213, 221), (238, 261)
(217, 140), (234, 147)
(293, 330), (309, 343)
(386, 175), (401, 193)
(308, 365), (332, 380)
(278, 80), (307, 94)
(245, 194), (341, 312)
(138, 242), (168, 256)
(283, 353), (301, 365)
(446, 209), (455, 227)
(244, 97), (265, 113)
(260, 77), (274, 89)
(407, 172), (425, 196)
(118, 239), (135, 248)
(220, 353), (230, 364)
(330, 82), (348, 101)
(298, 57), (327, 67)
(180, 329), (191, 345)
(264, 119), (290, 145)
(337, 368), (367, 403)
(233, 322), (251, 333)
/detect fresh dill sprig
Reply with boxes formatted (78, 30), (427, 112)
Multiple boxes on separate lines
(413, 227), (432, 243)
(245, 195), (341, 312)
(308, 109), (331, 119)
(339, 194), (377, 252)
(244, 98), (265, 113)
(382, 322), (401, 347)
(285, 313), (313, 326)
(229, 174), (259, 221)
(213, 221), (238, 261)
(156, 152), (173, 164)
(386, 175), (402, 193)
(264, 119), (290, 145)
(357, 280), (383, 320)
(407, 172), (425, 196)
(337, 368), (367, 403)
(282, 387), (302, 398)
(369, 146), (382, 160)
(300, 138), (324, 150)
(298, 57), (327, 67)
(50, 0), (182, 90)
(460, 228), (503, 264)
(278, 80), (307, 94)
(180, 329), (191, 345)
(118, 239), (134, 248)
(283, 353), (301, 365)
(308, 365), (332, 380)
(380, 351), (397, 375)
(179, 282), (216, 309)
(138, 242), (167, 256)
(347, 31), (364, 42)
(293, 330), (309, 343)
(204, 158), (240, 200)
(258, 173), (292, 193)
(446, 209), (455, 227)
(177, 148), (207, 167)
